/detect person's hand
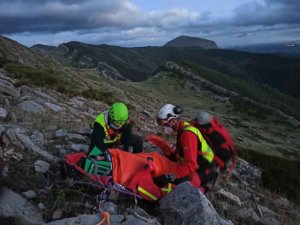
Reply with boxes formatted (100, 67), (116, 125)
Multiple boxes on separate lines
(153, 174), (176, 187)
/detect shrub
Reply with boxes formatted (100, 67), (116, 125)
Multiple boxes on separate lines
(237, 146), (300, 203)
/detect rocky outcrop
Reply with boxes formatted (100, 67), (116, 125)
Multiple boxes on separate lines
(97, 62), (129, 81)
(164, 36), (218, 49)
(160, 182), (233, 225)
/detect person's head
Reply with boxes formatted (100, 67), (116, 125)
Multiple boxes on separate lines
(157, 104), (183, 135)
(108, 102), (128, 130)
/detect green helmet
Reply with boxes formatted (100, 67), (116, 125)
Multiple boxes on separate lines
(109, 102), (128, 127)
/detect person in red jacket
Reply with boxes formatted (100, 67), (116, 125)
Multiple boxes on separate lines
(155, 104), (217, 192)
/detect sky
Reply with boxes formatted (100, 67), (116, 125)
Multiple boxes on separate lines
(0, 0), (299, 48)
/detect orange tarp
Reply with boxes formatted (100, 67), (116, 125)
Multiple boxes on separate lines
(109, 149), (179, 190)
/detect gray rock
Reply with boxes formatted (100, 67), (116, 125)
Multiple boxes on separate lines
(0, 187), (44, 225)
(38, 203), (45, 210)
(160, 182), (233, 225)
(101, 201), (117, 214)
(289, 209), (300, 221)
(19, 85), (57, 102)
(216, 188), (242, 206)
(0, 125), (6, 135)
(0, 107), (8, 120)
(55, 129), (68, 138)
(52, 208), (63, 220)
(30, 130), (45, 146)
(236, 189), (252, 202)
(236, 208), (260, 223)
(4, 127), (26, 150)
(70, 143), (90, 152)
(257, 204), (278, 218)
(12, 151), (23, 161)
(0, 83), (20, 97)
(66, 133), (87, 141)
(59, 149), (67, 156)
(23, 190), (37, 199)
(34, 160), (50, 173)
(260, 217), (281, 225)
(274, 197), (289, 208)
(17, 100), (46, 114)
(14, 128), (59, 162)
(69, 97), (86, 108)
(45, 214), (160, 225)
(44, 102), (65, 112)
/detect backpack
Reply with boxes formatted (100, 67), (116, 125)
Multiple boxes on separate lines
(191, 112), (236, 176)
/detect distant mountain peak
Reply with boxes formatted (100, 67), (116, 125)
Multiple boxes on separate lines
(164, 35), (218, 49)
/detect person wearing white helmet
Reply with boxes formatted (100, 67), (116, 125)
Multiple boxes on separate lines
(156, 103), (216, 192)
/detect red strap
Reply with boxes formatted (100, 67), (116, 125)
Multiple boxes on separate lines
(213, 155), (225, 168)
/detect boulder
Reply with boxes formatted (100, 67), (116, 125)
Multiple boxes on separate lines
(160, 182), (233, 225)
(17, 100), (46, 114)
(0, 187), (44, 225)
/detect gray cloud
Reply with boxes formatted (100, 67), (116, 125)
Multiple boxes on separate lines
(231, 0), (300, 26)
(0, 0), (141, 34)
(1, 0), (299, 47)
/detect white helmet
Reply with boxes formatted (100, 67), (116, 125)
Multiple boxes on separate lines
(157, 104), (183, 125)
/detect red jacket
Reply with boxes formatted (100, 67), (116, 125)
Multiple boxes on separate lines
(172, 120), (199, 179)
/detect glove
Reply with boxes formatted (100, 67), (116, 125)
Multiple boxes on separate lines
(153, 174), (176, 187)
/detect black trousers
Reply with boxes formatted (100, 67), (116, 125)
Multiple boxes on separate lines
(121, 133), (143, 153)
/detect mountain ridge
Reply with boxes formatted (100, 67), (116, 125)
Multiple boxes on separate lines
(31, 40), (300, 101)
(164, 35), (218, 49)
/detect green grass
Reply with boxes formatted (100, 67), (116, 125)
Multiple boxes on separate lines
(4, 63), (82, 95)
(237, 146), (300, 203)
(81, 88), (119, 105)
(3, 63), (122, 104)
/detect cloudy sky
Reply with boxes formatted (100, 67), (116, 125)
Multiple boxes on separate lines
(1, 0), (299, 47)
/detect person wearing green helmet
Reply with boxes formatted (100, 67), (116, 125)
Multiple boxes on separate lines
(84, 102), (143, 175)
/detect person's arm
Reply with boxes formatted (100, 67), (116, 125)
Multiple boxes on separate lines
(120, 120), (134, 143)
(173, 131), (199, 179)
(89, 122), (108, 154)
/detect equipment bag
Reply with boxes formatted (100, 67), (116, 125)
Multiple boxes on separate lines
(192, 111), (236, 175)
